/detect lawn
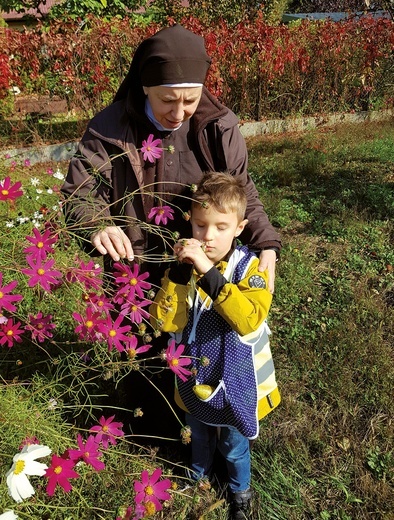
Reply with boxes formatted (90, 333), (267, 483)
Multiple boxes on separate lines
(0, 120), (393, 519)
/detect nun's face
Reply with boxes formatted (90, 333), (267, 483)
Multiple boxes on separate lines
(143, 86), (202, 130)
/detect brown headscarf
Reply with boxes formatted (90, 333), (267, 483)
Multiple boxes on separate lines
(113, 25), (211, 108)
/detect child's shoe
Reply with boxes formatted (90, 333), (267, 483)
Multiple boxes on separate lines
(228, 489), (253, 520)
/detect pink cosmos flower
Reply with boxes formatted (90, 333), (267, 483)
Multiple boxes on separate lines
(19, 436), (40, 450)
(140, 134), (163, 163)
(120, 297), (151, 324)
(72, 307), (104, 341)
(0, 319), (24, 348)
(125, 334), (152, 359)
(134, 468), (172, 513)
(84, 292), (114, 313)
(0, 272), (23, 313)
(21, 256), (62, 291)
(66, 259), (103, 291)
(96, 313), (133, 353)
(24, 159), (31, 167)
(25, 312), (56, 343)
(113, 262), (151, 299)
(89, 415), (124, 449)
(165, 340), (192, 382)
(23, 227), (57, 260)
(68, 434), (105, 471)
(45, 454), (79, 496)
(148, 205), (175, 226)
(0, 176), (23, 202)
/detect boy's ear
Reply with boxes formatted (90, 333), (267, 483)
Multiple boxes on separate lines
(235, 218), (248, 237)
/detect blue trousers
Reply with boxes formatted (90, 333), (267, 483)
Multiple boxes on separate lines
(185, 413), (251, 493)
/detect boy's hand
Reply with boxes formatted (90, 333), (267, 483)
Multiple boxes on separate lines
(174, 239), (213, 275)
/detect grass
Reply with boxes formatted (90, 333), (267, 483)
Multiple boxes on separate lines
(0, 120), (393, 519)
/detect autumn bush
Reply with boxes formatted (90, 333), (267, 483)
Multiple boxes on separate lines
(1, 13), (394, 124)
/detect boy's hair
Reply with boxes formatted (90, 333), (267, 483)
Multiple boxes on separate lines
(192, 171), (247, 221)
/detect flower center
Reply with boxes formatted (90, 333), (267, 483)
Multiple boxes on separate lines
(129, 278), (137, 286)
(109, 329), (116, 337)
(6, 329), (13, 336)
(144, 501), (156, 516)
(86, 320), (94, 328)
(14, 459), (26, 475)
(102, 425), (109, 432)
(37, 268), (45, 275)
(84, 451), (90, 458)
(158, 209), (165, 215)
(37, 323), (44, 329)
(97, 300), (104, 307)
(54, 465), (63, 475)
(145, 485), (154, 496)
(0, 291), (3, 298)
(127, 348), (136, 359)
(170, 358), (179, 367)
(37, 241), (44, 248)
(1, 189), (9, 196)
(131, 305), (137, 312)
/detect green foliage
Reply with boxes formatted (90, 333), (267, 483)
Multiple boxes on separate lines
(49, 0), (148, 21)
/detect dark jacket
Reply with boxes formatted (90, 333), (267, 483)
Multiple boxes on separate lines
(61, 88), (281, 275)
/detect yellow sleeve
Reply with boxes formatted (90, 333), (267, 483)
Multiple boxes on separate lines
(213, 258), (272, 336)
(149, 269), (190, 333)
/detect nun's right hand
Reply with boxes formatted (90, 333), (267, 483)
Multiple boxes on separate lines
(91, 226), (134, 262)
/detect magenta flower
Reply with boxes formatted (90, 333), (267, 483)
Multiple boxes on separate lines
(25, 312), (56, 343)
(0, 272), (23, 313)
(68, 434), (105, 471)
(96, 313), (133, 353)
(45, 454), (79, 496)
(125, 335), (152, 359)
(0, 176), (23, 201)
(24, 159), (31, 167)
(134, 468), (172, 513)
(66, 259), (103, 291)
(148, 205), (175, 226)
(19, 436), (41, 450)
(22, 256), (62, 291)
(113, 262), (151, 299)
(84, 292), (114, 313)
(121, 297), (151, 324)
(89, 415), (124, 449)
(72, 307), (104, 341)
(0, 318), (24, 348)
(140, 134), (163, 163)
(165, 340), (192, 382)
(23, 227), (57, 260)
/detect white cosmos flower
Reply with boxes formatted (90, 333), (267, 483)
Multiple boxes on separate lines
(53, 169), (65, 180)
(6, 444), (51, 503)
(30, 177), (40, 186)
(0, 511), (18, 519)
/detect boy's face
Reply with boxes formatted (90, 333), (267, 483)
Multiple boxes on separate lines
(190, 204), (248, 264)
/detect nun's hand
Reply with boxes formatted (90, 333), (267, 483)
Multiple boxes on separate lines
(91, 226), (134, 262)
(258, 249), (277, 294)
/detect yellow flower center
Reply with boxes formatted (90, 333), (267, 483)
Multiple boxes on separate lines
(37, 241), (44, 248)
(54, 465), (62, 475)
(86, 320), (94, 328)
(131, 305), (137, 312)
(129, 278), (137, 286)
(145, 485), (154, 496)
(14, 459), (26, 475)
(170, 358), (179, 367)
(144, 500), (156, 516)
(158, 209), (165, 215)
(84, 451), (90, 458)
(37, 323), (44, 329)
(0, 291), (3, 298)
(102, 425), (109, 432)
(1, 189), (9, 196)
(37, 268), (45, 276)
(109, 329), (116, 337)
(127, 348), (136, 359)
(97, 300), (104, 307)
(6, 330), (13, 336)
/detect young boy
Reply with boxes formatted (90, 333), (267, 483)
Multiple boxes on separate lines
(151, 172), (280, 520)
